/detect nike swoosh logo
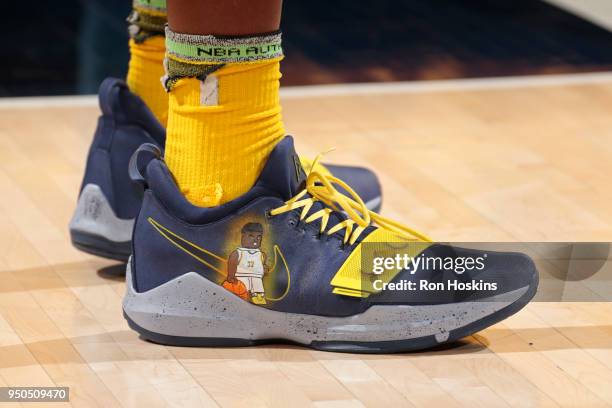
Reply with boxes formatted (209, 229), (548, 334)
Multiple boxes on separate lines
(149, 217), (227, 276)
(148, 217), (291, 301)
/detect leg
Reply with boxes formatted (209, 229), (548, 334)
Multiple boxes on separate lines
(126, 0), (282, 124)
(164, 0), (285, 206)
(70, 0), (384, 261)
(126, 0), (169, 126)
(250, 277), (267, 305)
(167, 0), (282, 36)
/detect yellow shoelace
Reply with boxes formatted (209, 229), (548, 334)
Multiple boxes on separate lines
(299, 157), (332, 177)
(270, 154), (432, 245)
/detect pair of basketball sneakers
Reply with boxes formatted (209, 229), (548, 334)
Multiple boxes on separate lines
(69, 78), (538, 353)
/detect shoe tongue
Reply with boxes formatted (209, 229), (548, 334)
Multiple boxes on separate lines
(255, 137), (358, 238)
(256, 136), (306, 200)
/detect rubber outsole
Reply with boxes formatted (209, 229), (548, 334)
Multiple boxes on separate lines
(70, 230), (131, 263)
(124, 272), (538, 354)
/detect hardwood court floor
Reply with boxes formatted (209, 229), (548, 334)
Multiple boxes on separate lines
(1, 76), (612, 407)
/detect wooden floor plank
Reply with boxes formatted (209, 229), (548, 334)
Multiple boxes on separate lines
(0, 81), (611, 407)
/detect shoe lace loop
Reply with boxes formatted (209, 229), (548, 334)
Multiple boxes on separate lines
(269, 152), (432, 245)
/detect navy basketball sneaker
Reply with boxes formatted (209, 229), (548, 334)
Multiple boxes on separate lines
(69, 78), (382, 261)
(123, 136), (538, 353)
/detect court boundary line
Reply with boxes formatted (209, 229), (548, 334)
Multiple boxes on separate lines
(2, 71), (612, 108)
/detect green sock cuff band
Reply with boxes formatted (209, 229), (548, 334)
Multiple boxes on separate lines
(133, 0), (167, 14)
(165, 28), (283, 63)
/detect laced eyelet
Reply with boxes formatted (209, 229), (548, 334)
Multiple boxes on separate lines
(265, 166), (431, 246)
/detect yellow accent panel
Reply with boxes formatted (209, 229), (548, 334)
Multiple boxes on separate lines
(126, 37), (168, 127)
(330, 229), (432, 298)
(332, 287), (370, 298)
(165, 58), (285, 207)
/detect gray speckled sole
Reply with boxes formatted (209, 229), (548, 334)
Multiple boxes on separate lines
(122, 259), (535, 352)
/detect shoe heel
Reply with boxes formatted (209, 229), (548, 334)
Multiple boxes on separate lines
(122, 258), (257, 347)
(69, 184), (133, 261)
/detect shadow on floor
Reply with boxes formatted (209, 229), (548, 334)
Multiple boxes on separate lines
(2, 323), (612, 369)
(97, 263), (127, 281)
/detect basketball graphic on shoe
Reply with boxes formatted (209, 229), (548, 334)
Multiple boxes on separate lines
(222, 279), (249, 301)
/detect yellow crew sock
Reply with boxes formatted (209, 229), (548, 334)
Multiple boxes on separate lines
(126, 0), (168, 127)
(163, 29), (285, 207)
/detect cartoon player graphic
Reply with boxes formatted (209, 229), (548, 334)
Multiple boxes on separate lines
(225, 222), (269, 305)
